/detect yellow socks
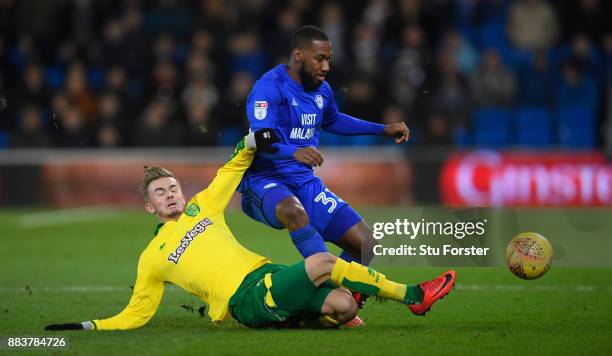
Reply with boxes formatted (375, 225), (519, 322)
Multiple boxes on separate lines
(330, 259), (422, 304)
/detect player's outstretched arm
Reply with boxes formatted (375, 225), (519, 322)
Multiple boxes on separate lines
(196, 129), (279, 213)
(321, 87), (409, 143)
(45, 258), (165, 331)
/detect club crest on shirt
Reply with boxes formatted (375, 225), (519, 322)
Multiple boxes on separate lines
(315, 94), (323, 109)
(184, 202), (200, 217)
(254, 101), (268, 120)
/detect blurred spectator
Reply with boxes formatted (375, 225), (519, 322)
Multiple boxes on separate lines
(565, 34), (600, 78)
(51, 93), (70, 119)
(184, 103), (217, 146)
(100, 19), (129, 69)
(269, 7), (300, 64)
(390, 24), (430, 115)
(64, 62), (97, 121)
(423, 113), (452, 145)
(507, 0), (559, 51)
(517, 51), (555, 106)
(97, 123), (122, 148)
(229, 32), (267, 79)
(97, 92), (127, 144)
(184, 50), (215, 83)
(439, 30), (478, 76)
(12, 63), (51, 112)
(215, 71), (254, 133)
(10, 105), (49, 147)
(320, 2), (346, 63)
(352, 22), (381, 76)
(132, 100), (182, 147)
(342, 76), (381, 122)
(152, 32), (186, 63)
(181, 76), (219, 111)
(150, 59), (181, 102)
(556, 61), (598, 110)
(0, 0), (608, 150)
(54, 106), (92, 147)
(384, 0), (434, 48)
(470, 49), (516, 107)
(429, 50), (471, 127)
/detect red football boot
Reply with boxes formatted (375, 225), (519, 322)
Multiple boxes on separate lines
(343, 315), (364, 327)
(352, 291), (369, 308)
(408, 270), (456, 316)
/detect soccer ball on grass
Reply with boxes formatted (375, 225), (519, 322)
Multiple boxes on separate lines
(505, 232), (553, 280)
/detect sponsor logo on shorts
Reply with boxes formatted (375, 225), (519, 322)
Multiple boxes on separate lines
(168, 218), (212, 264)
(264, 183), (278, 189)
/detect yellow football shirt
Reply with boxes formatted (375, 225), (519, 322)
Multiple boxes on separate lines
(93, 140), (270, 330)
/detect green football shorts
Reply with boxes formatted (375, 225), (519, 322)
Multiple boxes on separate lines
(228, 262), (336, 328)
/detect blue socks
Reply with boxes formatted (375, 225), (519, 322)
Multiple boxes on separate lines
(290, 225), (328, 258)
(289, 226), (365, 266)
(339, 250), (363, 264)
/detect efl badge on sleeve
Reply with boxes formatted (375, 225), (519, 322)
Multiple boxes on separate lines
(315, 94), (324, 109)
(254, 101), (268, 120)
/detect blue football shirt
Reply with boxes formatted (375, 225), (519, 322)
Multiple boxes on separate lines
(245, 64), (341, 182)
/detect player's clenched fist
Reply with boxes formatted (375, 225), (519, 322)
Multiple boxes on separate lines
(383, 122), (410, 143)
(294, 146), (324, 167)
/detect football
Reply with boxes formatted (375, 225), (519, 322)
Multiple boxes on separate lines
(505, 232), (553, 280)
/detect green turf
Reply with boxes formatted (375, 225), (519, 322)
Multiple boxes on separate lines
(1, 208), (611, 355)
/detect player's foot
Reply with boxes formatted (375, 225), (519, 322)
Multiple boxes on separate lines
(352, 291), (369, 308)
(408, 270), (456, 316)
(343, 315), (364, 327)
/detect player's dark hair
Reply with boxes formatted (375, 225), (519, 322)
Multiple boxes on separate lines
(290, 25), (329, 50)
(140, 166), (177, 200)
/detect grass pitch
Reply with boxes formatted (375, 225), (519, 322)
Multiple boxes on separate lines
(1, 207), (611, 355)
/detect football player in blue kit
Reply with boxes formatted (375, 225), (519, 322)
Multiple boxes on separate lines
(238, 25), (410, 325)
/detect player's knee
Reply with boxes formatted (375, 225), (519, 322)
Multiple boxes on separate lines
(276, 198), (309, 229)
(305, 252), (336, 279)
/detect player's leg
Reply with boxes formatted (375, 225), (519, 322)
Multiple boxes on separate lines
(240, 177), (328, 257)
(297, 178), (376, 264)
(333, 213), (377, 264)
(274, 196), (329, 257)
(252, 260), (355, 328)
(304, 252), (456, 316)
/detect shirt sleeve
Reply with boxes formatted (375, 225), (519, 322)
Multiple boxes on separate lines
(93, 255), (164, 331)
(247, 79), (283, 130)
(247, 79), (297, 160)
(322, 87), (385, 136)
(194, 137), (255, 214)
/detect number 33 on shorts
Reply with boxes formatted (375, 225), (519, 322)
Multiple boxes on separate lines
(314, 189), (343, 213)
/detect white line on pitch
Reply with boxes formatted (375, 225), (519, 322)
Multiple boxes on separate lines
(0, 284), (611, 293)
(0, 285), (182, 293)
(455, 284), (612, 291)
(17, 207), (122, 228)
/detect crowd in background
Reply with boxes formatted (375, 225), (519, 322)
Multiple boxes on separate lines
(0, 0), (610, 149)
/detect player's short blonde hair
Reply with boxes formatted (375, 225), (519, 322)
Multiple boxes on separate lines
(140, 166), (177, 201)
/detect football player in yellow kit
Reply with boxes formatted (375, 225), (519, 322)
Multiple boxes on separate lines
(45, 129), (455, 331)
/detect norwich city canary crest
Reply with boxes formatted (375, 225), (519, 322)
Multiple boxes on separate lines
(184, 203), (200, 217)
